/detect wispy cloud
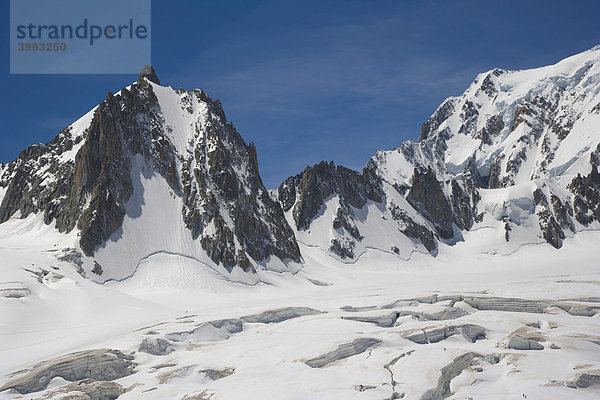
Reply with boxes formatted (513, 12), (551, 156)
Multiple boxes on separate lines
(171, 13), (481, 117)
(38, 116), (78, 132)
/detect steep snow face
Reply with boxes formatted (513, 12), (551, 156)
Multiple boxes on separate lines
(373, 46), (600, 186)
(0, 70), (300, 281)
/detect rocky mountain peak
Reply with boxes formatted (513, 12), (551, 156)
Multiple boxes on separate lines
(138, 64), (160, 85)
(275, 161), (384, 259)
(0, 71), (300, 280)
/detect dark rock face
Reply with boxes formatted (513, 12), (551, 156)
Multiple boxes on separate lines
(276, 156), (480, 256)
(532, 188), (566, 248)
(139, 64), (160, 85)
(389, 205), (437, 252)
(419, 98), (457, 142)
(278, 161), (382, 230)
(477, 70), (503, 97)
(92, 261), (103, 276)
(329, 238), (357, 259)
(568, 153), (600, 226)
(0, 129), (83, 228)
(476, 115), (504, 146)
(407, 168), (454, 239)
(462, 157), (486, 190)
(0, 79), (171, 256)
(550, 194), (574, 232)
(457, 101), (480, 136)
(0, 68), (301, 272)
(277, 160), (382, 258)
(450, 180), (474, 231)
(485, 94), (562, 189)
(179, 94), (301, 269)
(487, 154), (505, 189)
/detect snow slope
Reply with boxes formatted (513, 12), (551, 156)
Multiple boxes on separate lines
(0, 216), (599, 399)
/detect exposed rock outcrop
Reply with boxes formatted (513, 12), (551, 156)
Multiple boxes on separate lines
(139, 64), (160, 85)
(406, 167), (454, 239)
(568, 152), (600, 226)
(278, 161), (382, 230)
(419, 98), (457, 142)
(533, 188), (566, 248)
(389, 205), (438, 252)
(180, 99), (302, 269)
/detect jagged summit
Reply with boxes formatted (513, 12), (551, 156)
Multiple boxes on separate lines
(138, 64), (160, 85)
(0, 72), (300, 281)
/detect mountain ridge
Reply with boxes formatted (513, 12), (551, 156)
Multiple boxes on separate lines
(1, 46), (600, 281)
(275, 45), (600, 259)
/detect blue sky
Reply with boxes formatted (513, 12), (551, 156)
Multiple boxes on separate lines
(2, 1), (600, 188)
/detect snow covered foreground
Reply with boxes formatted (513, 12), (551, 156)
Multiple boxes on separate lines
(0, 216), (599, 400)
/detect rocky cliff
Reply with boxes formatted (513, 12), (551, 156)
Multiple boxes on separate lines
(0, 66), (300, 279)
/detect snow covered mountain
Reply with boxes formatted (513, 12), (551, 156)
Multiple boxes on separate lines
(0, 66), (300, 282)
(278, 45), (600, 259)
(1, 47), (600, 282)
(1, 49), (600, 400)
